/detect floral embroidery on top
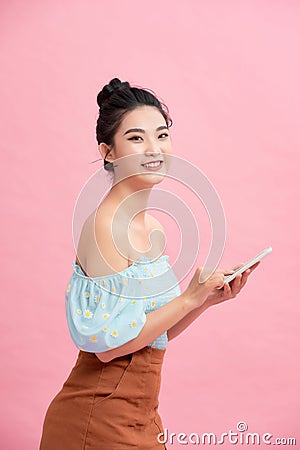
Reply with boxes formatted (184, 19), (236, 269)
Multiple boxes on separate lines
(66, 254), (181, 352)
(84, 309), (93, 319)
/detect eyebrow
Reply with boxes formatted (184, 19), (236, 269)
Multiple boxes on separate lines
(123, 125), (168, 136)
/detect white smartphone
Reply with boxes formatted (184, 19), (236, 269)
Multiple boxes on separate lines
(217, 246), (272, 288)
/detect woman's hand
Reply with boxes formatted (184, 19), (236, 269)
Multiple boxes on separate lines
(183, 261), (261, 311)
(203, 261), (261, 308)
(183, 266), (229, 311)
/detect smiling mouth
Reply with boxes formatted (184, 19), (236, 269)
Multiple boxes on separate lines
(141, 160), (163, 169)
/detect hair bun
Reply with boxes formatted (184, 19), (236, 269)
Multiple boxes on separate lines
(97, 77), (131, 108)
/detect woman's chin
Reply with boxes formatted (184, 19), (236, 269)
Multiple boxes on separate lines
(137, 172), (166, 185)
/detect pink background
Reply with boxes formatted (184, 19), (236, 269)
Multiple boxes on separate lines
(1, 0), (299, 448)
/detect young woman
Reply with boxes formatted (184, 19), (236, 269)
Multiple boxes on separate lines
(39, 78), (259, 449)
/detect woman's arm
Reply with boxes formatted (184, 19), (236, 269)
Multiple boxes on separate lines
(95, 264), (230, 363)
(167, 302), (208, 341)
(95, 292), (195, 362)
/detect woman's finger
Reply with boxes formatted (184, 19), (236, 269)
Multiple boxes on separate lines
(223, 269), (235, 275)
(216, 282), (232, 302)
(229, 260), (261, 276)
(240, 269), (251, 288)
(219, 262), (256, 298)
(223, 282), (231, 297)
(235, 269), (252, 292)
(248, 261), (261, 271)
(230, 274), (242, 296)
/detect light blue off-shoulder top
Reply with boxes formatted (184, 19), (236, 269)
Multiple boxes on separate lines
(65, 255), (181, 352)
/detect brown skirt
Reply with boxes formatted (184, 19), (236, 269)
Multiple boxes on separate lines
(39, 346), (167, 449)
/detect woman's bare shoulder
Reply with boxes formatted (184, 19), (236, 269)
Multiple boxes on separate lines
(76, 207), (130, 277)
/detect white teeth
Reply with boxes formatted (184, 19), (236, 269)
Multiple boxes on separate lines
(143, 161), (162, 168)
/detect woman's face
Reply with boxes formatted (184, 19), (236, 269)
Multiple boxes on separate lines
(101, 105), (173, 187)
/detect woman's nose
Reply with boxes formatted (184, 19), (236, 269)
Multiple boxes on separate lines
(145, 152), (160, 157)
(145, 147), (161, 157)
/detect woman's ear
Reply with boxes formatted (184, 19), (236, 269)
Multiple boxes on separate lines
(98, 143), (114, 162)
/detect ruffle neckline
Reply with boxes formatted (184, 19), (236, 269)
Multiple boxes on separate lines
(72, 254), (170, 280)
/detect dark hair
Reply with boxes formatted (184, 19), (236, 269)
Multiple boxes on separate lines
(91, 77), (173, 172)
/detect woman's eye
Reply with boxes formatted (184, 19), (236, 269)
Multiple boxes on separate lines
(128, 133), (169, 141)
(128, 136), (143, 141)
